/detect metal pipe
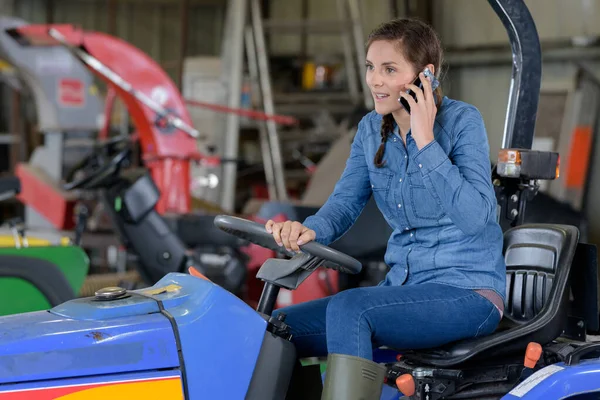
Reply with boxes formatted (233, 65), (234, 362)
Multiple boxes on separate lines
(487, 0), (541, 150)
(250, 0), (288, 201)
(185, 98), (298, 125)
(220, 0), (248, 212)
(336, 0), (360, 104)
(257, 282), (280, 315)
(445, 45), (600, 67)
(347, 0), (373, 109)
(245, 26), (277, 201)
(48, 29), (202, 139)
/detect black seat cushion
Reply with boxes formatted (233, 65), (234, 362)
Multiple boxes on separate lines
(402, 224), (579, 368)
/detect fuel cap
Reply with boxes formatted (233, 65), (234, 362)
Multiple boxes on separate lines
(95, 286), (127, 301)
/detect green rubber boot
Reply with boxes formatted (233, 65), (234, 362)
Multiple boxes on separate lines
(321, 353), (387, 400)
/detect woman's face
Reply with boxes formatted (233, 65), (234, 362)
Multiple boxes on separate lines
(365, 40), (417, 116)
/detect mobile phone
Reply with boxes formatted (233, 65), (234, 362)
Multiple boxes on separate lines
(398, 67), (440, 114)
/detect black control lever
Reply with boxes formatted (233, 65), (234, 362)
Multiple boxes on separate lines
(6, 217), (23, 248)
(73, 204), (89, 246)
(18, 225), (28, 247)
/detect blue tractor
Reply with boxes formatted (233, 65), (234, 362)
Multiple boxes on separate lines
(0, 209), (598, 399)
(1, 0), (600, 399)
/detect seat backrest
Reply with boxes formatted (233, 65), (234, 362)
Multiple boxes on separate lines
(503, 224), (579, 324)
(403, 224), (581, 368)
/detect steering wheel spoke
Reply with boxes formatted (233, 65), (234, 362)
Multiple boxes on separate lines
(300, 253), (323, 272)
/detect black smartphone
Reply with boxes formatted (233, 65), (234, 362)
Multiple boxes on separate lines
(399, 76), (423, 114)
(398, 68), (440, 114)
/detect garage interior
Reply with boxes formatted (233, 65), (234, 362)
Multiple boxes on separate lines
(0, 1), (600, 399)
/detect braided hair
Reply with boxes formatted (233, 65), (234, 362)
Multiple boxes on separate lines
(374, 114), (395, 167)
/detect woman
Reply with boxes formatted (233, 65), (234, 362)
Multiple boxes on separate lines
(267, 18), (506, 399)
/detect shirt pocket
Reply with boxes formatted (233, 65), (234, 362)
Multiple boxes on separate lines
(408, 170), (445, 220)
(368, 169), (393, 220)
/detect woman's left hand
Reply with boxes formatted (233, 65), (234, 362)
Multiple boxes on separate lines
(399, 72), (437, 150)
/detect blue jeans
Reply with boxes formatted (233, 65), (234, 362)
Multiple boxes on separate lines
(273, 283), (501, 360)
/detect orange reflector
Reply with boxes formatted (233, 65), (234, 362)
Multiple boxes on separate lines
(396, 374), (415, 396)
(498, 149), (522, 164)
(188, 266), (211, 282)
(497, 149), (523, 178)
(524, 342), (542, 368)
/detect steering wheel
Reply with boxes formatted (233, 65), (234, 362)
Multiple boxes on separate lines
(214, 215), (362, 275)
(63, 136), (132, 191)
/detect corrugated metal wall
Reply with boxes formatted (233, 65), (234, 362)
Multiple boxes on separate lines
(434, 0), (600, 47)
(268, 0), (396, 56)
(8, 0), (223, 81)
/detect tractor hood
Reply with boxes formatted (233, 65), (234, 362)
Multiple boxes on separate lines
(0, 272), (268, 400)
(0, 280), (177, 384)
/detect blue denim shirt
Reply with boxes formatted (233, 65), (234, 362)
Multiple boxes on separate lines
(303, 97), (506, 299)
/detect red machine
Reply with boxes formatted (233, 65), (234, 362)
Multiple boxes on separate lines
(11, 24), (202, 215)
(10, 23), (335, 309)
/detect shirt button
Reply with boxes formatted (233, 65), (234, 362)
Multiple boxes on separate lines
(399, 178), (403, 182)
(410, 233), (413, 237)
(371, 184), (374, 188)
(397, 204), (402, 208)
(405, 227), (409, 231)
(404, 155), (408, 159)
(418, 164), (423, 168)
(393, 138), (397, 142)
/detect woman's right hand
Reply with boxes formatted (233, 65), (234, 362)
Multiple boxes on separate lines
(265, 220), (316, 252)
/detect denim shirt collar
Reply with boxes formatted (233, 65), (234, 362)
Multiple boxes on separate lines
(391, 119), (413, 142)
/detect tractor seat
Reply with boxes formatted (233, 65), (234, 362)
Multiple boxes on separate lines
(402, 224), (579, 368)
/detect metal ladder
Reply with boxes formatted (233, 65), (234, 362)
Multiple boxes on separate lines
(219, 0), (369, 212)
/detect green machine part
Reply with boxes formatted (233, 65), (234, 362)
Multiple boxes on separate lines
(0, 246), (89, 316)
